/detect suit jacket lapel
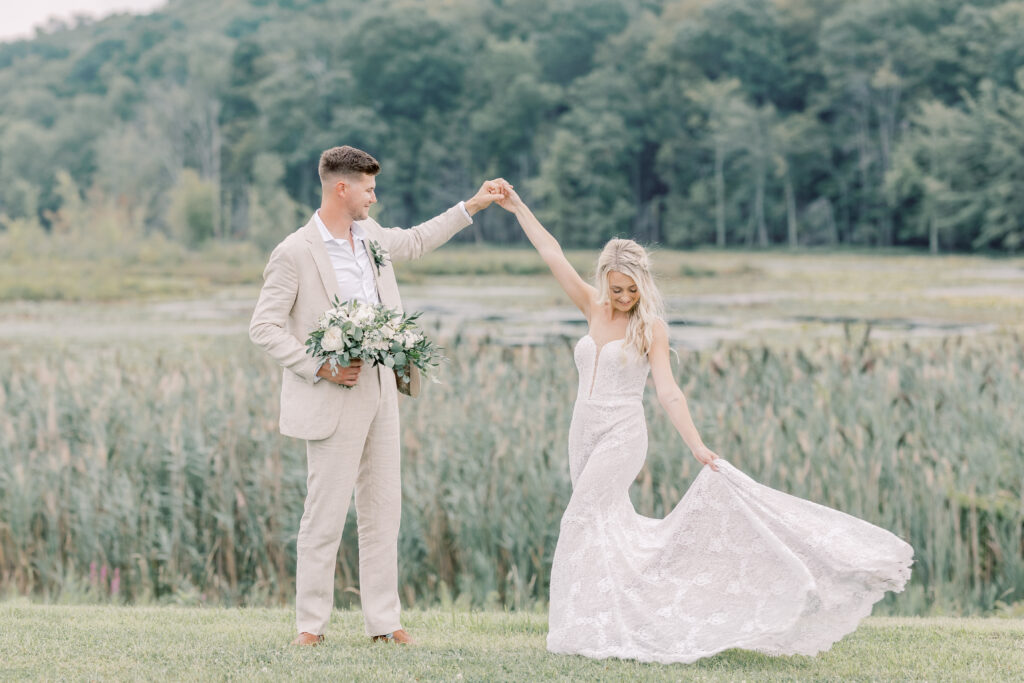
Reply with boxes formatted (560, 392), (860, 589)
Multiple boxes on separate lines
(301, 219), (342, 304)
(359, 221), (388, 306)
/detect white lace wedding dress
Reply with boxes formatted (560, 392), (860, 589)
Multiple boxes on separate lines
(546, 334), (914, 663)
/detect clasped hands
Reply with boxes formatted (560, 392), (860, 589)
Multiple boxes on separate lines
(464, 178), (521, 215)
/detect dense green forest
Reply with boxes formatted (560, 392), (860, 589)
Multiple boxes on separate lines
(1, 0), (1022, 253)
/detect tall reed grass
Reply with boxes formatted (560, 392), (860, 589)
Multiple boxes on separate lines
(1, 331), (1021, 615)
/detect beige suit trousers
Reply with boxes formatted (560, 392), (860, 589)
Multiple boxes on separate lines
(295, 364), (402, 637)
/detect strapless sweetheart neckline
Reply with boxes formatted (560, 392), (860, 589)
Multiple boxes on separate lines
(580, 333), (625, 352)
(579, 334), (628, 398)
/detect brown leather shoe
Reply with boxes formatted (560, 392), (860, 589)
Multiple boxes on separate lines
(291, 632), (325, 646)
(371, 628), (416, 645)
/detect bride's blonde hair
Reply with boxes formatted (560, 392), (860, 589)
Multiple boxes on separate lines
(595, 238), (665, 358)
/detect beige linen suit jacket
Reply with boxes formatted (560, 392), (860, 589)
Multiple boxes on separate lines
(249, 205), (471, 441)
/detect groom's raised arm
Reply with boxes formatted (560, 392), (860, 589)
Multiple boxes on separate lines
(377, 203), (472, 262)
(377, 179), (508, 261)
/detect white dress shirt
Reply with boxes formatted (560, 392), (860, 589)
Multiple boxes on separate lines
(314, 211), (381, 305)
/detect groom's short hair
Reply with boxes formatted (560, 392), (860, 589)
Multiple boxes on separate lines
(319, 146), (381, 183)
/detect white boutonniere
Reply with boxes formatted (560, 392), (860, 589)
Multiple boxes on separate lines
(367, 240), (390, 270)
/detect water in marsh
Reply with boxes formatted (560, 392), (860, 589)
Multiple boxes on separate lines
(1, 252), (1019, 347)
(0, 284), (1008, 349)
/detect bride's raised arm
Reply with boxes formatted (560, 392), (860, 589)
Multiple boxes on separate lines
(498, 189), (596, 317)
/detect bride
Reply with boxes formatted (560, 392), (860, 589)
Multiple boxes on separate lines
(495, 189), (914, 664)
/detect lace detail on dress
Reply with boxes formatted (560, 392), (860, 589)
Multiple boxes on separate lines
(547, 336), (914, 664)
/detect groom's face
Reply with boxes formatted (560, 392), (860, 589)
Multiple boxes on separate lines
(340, 173), (377, 220)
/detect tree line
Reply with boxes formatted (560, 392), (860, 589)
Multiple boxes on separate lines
(0, 0), (1022, 253)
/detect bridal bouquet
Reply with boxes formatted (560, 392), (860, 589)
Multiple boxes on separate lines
(305, 296), (443, 387)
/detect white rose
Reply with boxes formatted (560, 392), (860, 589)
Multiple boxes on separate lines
(321, 326), (344, 352)
(381, 325), (396, 338)
(354, 306), (375, 325)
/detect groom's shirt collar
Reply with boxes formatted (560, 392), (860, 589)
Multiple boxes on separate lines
(314, 212), (369, 243)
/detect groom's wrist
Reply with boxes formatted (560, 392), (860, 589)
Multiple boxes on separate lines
(463, 197), (484, 216)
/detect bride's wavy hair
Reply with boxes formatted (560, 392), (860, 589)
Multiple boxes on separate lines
(595, 238), (665, 358)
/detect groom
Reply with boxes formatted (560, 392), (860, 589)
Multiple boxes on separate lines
(250, 146), (507, 645)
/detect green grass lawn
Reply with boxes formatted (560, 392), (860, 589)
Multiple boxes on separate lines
(1, 605), (1021, 681)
